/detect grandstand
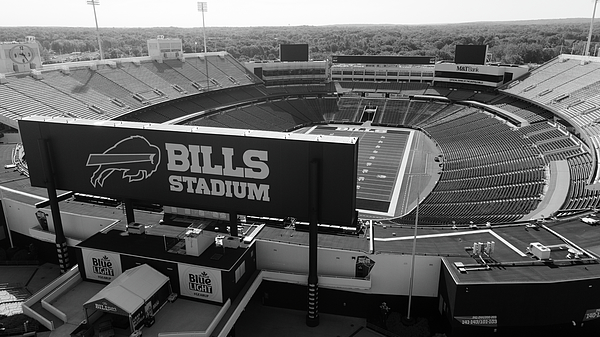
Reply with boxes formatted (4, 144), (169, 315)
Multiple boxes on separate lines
(0, 52), (261, 128)
(4, 47), (600, 336)
(2, 49), (597, 222)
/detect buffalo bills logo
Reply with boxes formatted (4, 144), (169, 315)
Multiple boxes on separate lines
(86, 136), (160, 187)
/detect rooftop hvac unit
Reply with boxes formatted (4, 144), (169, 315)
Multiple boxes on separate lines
(529, 242), (551, 260)
(223, 236), (241, 249)
(472, 242), (483, 255)
(484, 241), (495, 255)
(31, 69), (43, 80)
(184, 229), (214, 256)
(127, 222), (145, 235)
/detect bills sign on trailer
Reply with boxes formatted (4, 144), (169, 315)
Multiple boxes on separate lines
(19, 117), (358, 225)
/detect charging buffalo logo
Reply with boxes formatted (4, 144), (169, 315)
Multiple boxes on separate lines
(86, 136), (161, 187)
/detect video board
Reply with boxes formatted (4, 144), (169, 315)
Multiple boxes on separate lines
(454, 45), (488, 65)
(279, 44), (309, 62)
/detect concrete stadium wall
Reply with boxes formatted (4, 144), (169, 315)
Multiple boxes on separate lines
(1, 133), (22, 143)
(255, 239), (440, 297)
(2, 198), (118, 241)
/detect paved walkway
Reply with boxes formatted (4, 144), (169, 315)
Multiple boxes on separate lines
(3, 263), (386, 337)
(235, 297), (385, 337)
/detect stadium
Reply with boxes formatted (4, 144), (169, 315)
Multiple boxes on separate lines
(2, 32), (600, 337)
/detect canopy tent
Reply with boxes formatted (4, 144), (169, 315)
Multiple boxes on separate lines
(83, 264), (171, 331)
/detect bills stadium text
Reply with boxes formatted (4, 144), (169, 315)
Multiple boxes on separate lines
(166, 143), (270, 202)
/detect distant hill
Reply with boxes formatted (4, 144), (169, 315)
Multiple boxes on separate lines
(322, 18), (593, 27)
(457, 18), (592, 26)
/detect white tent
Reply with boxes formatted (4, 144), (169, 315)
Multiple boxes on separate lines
(84, 264), (171, 331)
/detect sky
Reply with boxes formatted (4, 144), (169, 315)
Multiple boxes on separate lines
(1, 0), (598, 28)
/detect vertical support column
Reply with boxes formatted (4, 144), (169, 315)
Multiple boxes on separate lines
(229, 212), (238, 237)
(38, 139), (69, 273)
(124, 199), (135, 225)
(306, 160), (320, 327)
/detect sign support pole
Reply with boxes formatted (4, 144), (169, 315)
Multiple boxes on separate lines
(306, 159), (320, 327)
(38, 139), (69, 273)
(229, 211), (238, 237)
(124, 199), (135, 225)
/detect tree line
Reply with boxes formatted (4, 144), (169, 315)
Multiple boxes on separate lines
(2, 19), (598, 65)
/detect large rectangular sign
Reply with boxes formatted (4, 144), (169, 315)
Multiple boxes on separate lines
(178, 264), (223, 303)
(19, 118), (358, 225)
(279, 44), (309, 62)
(81, 248), (123, 282)
(454, 45), (488, 65)
(434, 63), (505, 88)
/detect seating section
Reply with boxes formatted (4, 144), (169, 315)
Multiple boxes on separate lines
(41, 71), (127, 118)
(558, 153), (600, 215)
(0, 53), (267, 124)
(69, 67), (144, 109)
(188, 97), (327, 131)
(501, 56), (600, 189)
(403, 100), (447, 125)
(0, 82), (65, 123)
(333, 97), (362, 121)
(379, 100), (410, 124)
(186, 94), (586, 225)
(490, 96), (552, 123)
(396, 109), (548, 224)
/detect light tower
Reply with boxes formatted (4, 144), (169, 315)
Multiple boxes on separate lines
(585, 0), (599, 57)
(198, 2), (209, 91)
(87, 0), (104, 60)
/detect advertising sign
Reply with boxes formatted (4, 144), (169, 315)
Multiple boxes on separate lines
(178, 264), (223, 303)
(90, 299), (128, 316)
(81, 248), (122, 282)
(19, 118), (358, 225)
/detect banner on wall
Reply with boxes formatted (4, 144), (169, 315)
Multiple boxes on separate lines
(81, 249), (122, 282)
(178, 264), (223, 303)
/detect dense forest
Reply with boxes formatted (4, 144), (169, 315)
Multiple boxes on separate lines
(2, 19), (599, 65)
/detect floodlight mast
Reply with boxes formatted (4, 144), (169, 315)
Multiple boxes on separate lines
(585, 0), (599, 57)
(407, 145), (424, 321)
(198, 2), (209, 91)
(87, 0), (103, 60)
(406, 175), (420, 321)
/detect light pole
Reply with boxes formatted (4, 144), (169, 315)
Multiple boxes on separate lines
(585, 0), (599, 57)
(198, 2), (209, 91)
(406, 174), (420, 321)
(407, 137), (425, 322)
(86, 0), (103, 60)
